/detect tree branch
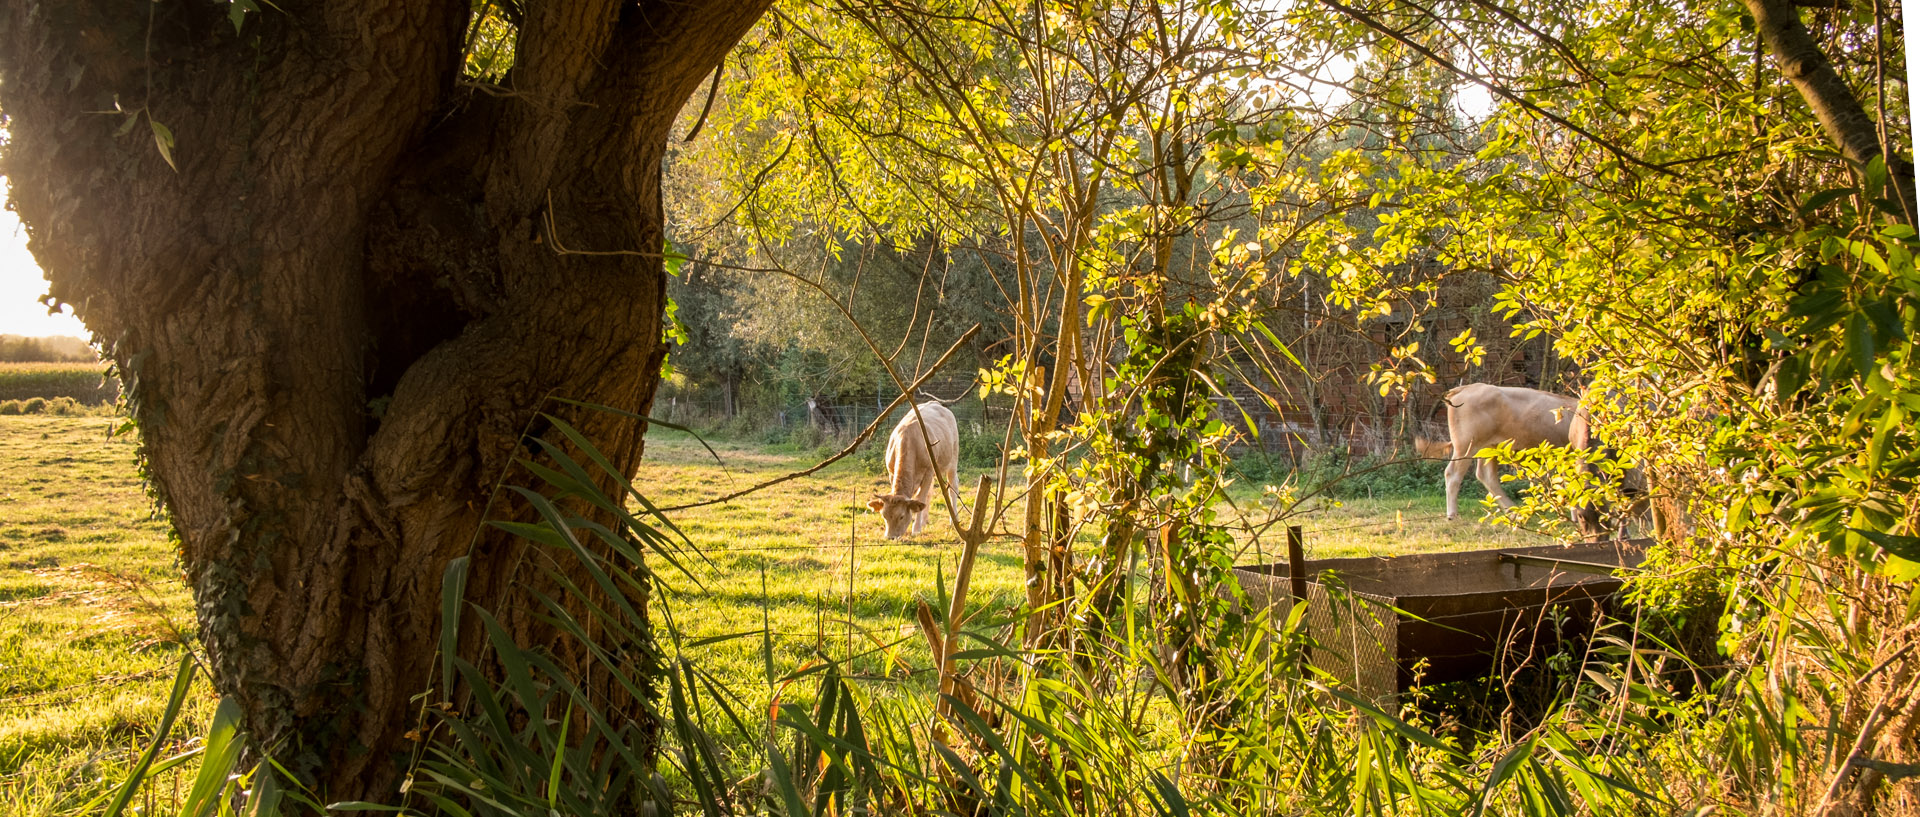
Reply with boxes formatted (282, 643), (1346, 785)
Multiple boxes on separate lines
(1743, 0), (1917, 224)
(1316, 0), (1678, 177)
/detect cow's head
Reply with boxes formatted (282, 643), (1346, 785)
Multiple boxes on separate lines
(866, 493), (926, 540)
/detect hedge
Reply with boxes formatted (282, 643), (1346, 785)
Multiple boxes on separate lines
(0, 363), (120, 405)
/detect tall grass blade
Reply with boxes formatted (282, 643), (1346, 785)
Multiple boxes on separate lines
(102, 652), (196, 817)
(439, 555), (470, 704)
(1469, 733), (1536, 817)
(180, 696), (247, 817)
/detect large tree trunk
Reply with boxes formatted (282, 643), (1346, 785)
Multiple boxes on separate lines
(0, 0), (769, 805)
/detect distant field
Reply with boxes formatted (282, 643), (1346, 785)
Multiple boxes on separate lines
(0, 415), (1549, 813)
(0, 364), (118, 406)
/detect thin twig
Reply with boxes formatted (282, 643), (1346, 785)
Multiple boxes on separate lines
(683, 59), (726, 143)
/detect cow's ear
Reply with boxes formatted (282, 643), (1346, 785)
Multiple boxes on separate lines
(906, 499), (927, 512)
(866, 497), (887, 512)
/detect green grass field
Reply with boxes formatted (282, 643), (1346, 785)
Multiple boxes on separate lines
(0, 415), (1548, 814)
(0, 416), (207, 817)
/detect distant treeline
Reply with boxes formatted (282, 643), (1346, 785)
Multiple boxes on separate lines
(0, 334), (93, 363)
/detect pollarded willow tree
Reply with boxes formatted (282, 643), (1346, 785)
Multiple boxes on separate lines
(0, 0), (769, 805)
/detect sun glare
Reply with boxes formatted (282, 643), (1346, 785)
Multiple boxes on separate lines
(0, 190), (85, 339)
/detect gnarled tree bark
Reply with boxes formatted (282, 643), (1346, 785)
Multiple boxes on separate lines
(0, 0), (770, 805)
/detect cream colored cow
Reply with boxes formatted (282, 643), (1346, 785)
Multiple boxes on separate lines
(867, 401), (960, 539)
(1416, 383), (1578, 520)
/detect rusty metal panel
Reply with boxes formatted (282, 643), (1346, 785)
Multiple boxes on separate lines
(1234, 540), (1646, 703)
(1234, 566), (1400, 701)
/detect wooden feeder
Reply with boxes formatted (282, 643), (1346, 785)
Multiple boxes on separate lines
(1234, 539), (1649, 701)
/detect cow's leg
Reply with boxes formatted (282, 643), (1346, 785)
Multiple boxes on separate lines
(945, 464), (960, 514)
(913, 475), (933, 534)
(1573, 505), (1606, 541)
(1476, 457), (1516, 508)
(1444, 445), (1475, 519)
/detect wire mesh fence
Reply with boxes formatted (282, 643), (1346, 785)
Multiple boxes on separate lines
(650, 373), (1466, 474)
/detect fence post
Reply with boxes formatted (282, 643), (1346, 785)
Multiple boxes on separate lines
(1287, 525), (1307, 602)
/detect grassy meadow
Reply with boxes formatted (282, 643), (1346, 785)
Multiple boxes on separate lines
(0, 416), (206, 817)
(0, 414), (1546, 814)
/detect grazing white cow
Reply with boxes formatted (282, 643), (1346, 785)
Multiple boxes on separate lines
(868, 401), (960, 540)
(1415, 383), (1578, 520)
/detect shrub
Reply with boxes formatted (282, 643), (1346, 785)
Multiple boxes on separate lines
(789, 423), (829, 451)
(957, 431), (1002, 468)
(716, 413), (762, 439)
(22, 397), (47, 414)
(45, 397), (81, 416)
(1226, 449), (1289, 484)
(0, 400), (21, 415)
(0, 335), (93, 363)
(756, 422), (793, 446)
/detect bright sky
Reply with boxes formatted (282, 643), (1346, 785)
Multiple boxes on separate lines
(0, 183), (86, 338)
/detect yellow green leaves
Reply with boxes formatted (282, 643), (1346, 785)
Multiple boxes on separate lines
(1448, 327), (1484, 367)
(1083, 293), (1114, 325)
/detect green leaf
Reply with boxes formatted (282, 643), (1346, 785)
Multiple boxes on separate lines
(1848, 312), (1877, 377)
(546, 700), (571, 808)
(1320, 684), (1455, 752)
(1470, 735), (1537, 816)
(1146, 770), (1190, 817)
(150, 117), (178, 172)
(227, 0), (259, 33)
(243, 764), (283, 817)
(181, 696), (247, 817)
(1868, 405), (1903, 473)
(1882, 556), (1920, 581)
(663, 239), (687, 277)
(103, 653), (196, 817)
(439, 556), (468, 703)
(1787, 287), (1844, 321)
(1799, 186), (1858, 215)
(1865, 298), (1905, 341)
(1850, 528), (1920, 561)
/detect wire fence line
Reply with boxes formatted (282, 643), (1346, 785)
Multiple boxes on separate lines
(651, 383), (1454, 454)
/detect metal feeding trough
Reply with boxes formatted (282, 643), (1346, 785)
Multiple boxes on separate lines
(1234, 539), (1648, 701)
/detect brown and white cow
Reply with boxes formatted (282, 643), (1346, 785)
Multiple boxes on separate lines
(1416, 383), (1579, 520)
(868, 401), (960, 540)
